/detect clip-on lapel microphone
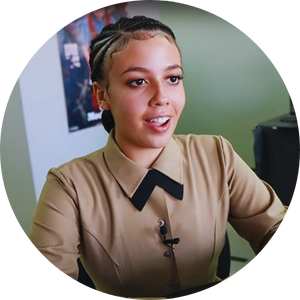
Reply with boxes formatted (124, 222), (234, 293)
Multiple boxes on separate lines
(159, 222), (180, 248)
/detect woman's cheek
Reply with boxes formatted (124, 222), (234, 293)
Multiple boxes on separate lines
(121, 99), (143, 115)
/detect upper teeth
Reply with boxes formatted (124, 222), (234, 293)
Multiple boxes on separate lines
(150, 117), (170, 124)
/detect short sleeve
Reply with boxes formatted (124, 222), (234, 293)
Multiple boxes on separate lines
(219, 136), (287, 254)
(29, 168), (81, 279)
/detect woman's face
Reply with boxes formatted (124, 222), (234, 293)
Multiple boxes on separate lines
(97, 34), (185, 157)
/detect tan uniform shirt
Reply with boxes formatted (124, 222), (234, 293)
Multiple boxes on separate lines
(29, 132), (286, 298)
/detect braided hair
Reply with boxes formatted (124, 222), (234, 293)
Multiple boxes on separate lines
(89, 15), (180, 133)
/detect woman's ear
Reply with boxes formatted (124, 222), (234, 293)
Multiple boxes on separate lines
(92, 82), (111, 110)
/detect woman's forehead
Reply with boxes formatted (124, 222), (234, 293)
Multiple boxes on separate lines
(111, 35), (181, 71)
(126, 34), (177, 51)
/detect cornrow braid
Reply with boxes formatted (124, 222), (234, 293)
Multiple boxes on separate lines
(89, 31), (121, 82)
(89, 15), (179, 133)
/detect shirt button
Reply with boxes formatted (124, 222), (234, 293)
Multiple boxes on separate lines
(163, 251), (172, 259)
(157, 219), (165, 227)
(167, 279), (176, 287)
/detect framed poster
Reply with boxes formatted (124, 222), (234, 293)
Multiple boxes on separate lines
(57, 3), (128, 132)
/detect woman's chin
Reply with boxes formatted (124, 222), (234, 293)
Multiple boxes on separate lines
(145, 134), (173, 150)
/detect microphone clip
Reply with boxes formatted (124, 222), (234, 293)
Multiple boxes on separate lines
(163, 238), (180, 246)
(163, 238), (180, 250)
(159, 222), (180, 248)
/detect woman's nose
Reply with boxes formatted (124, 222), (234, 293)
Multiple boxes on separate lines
(149, 82), (169, 106)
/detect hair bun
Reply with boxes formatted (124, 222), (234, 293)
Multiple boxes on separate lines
(102, 110), (115, 133)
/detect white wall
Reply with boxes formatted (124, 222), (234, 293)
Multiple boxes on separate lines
(1, 1), (160, 235)
(18, 34), (109, 201)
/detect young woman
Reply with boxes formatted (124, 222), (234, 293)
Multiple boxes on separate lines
(29, 16), (287, 298)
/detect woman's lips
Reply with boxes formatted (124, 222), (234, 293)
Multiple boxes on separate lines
(145, 117), (172, 133)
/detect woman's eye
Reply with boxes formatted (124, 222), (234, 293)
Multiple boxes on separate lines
(167, 76), (183, 84)
(128, 76), (183, 87)
(170, 76), (179, 83)
(129, 79), (146, 87)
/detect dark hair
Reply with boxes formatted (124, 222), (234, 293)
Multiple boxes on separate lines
(89, 15), (179, 133)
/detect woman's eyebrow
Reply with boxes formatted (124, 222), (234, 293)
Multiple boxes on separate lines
(121, 64), (183, 75)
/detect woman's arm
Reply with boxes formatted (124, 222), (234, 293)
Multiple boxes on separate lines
(29, 168), (81, 279)
(219, 136), (287, 254)
(256, 206), (292, 259)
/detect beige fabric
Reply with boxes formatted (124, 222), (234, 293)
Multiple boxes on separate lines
(29, 132), (286, 298)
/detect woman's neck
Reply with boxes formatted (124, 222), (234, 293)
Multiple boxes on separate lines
(113, 133), (163, 168)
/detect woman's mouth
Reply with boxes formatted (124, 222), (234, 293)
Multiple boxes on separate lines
(145, 117), (172, 133)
